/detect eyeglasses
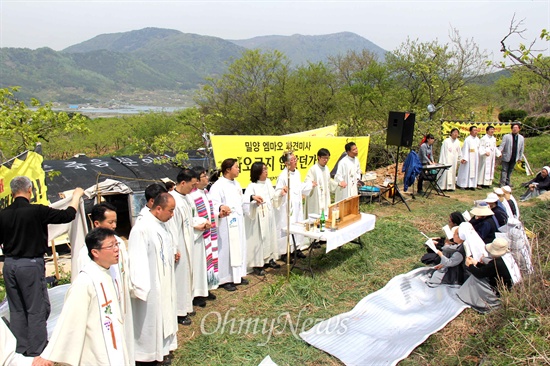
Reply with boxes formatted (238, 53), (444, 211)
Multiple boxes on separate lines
(98, 242), (119, 251)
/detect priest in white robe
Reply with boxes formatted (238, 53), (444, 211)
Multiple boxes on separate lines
(166, 169), (198, 324)
(457, 126), (481, 189)
(36, 228), (130, 366)
(209, 158), (247, 292)
(190, 166), (219, 294)
(243, 162), (284, 274)
(128, 193), (178, 363)
(478, 126), (502, 187)
(334, 142), (362, 202)
(275, 153), (313, 256)
(305, 148), (340, 218)
(437, 128), (462, 191)
(75, 202), (134, 365)
(137, 183), (167, 220)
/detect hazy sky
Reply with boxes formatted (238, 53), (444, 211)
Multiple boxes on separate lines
(1, 0), (549, 62)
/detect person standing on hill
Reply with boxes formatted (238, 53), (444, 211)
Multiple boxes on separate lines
(478, 125), (501, 188)
(438, 128), (462, 191)
(499, 122), (524, 187)
(457, 126), (480, 190)
(0, 176), (84, 357)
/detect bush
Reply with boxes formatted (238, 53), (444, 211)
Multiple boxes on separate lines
(498, 109), (528, 122)
(522, 115), (550, 137)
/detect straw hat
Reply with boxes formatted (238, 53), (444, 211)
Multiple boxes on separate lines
(470, 201), (494, 217)
(485, 193), (499, 203)
(502, 185), (512, 193)
(485, 237), (509, 258)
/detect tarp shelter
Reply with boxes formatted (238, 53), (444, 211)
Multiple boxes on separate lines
(42, 153), (203, 237)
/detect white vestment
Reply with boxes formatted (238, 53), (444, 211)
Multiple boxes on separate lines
(437, 137), (462, 190)
(456, 135), (480, 188)
(0, 320), (33, 366)
(74, 235), (134, 365)
(209, 177), (247, 285)
(477, 134), (501, 186)
(334, 156), (362, 202)
(275, 168), (313, 253)
(166, 190), (194, 315)
(41, 261), (129, 366)
(305, 163), (338, 217)
(128, 210), (177, 362)
(500, 199), (514, 221)
(243, 181), (283, 268)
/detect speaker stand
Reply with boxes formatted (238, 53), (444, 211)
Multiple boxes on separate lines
(391, 145), (411, 212)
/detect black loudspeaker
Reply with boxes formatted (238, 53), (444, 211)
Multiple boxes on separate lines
(386, 111), (415, 148)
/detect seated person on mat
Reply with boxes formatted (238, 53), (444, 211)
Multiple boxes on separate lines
(469, 201), (498, 244)
(520, 166), (550, 202)
(421, 211), (465, 265)
(457, 237), (521, 313)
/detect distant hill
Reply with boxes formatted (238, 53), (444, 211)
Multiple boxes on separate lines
(229, 32), (387, 64)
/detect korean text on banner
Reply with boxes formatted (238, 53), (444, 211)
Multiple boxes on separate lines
(210, 135), (370, 187)
(441, 121), (512, 146)
(0, 151), (49, 210)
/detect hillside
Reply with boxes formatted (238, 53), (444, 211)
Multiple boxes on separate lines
(0, 28), (390, 103)
(229, 31), (387, 64)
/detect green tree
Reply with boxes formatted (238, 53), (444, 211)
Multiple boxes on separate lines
(328, 50), (395, 136)
(499, 17), (550, 83)
(195, 49), (293, 135)
(0, 86), (89, 162)
(385, 30), (488, 124)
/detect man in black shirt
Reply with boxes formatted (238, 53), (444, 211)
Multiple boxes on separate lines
(0, 176), (84, 356)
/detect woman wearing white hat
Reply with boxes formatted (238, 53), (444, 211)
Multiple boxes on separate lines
(485, 192), (508, 227)
(457, 237), (521, 312)
(520, 166), (550, 201)
(469, 201), (498, 244)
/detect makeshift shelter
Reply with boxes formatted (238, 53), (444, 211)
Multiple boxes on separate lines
(42, 153), (208, 236)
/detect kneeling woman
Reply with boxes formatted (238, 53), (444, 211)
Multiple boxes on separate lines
(457, 237), (521, 313)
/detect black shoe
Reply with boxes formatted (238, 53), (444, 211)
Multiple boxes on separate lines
(207, 291), (217, 300)
(188, 311), (196, 317)
(253, 267), (266, 276)
(280, 254), (294, 264)
(192, 297), (207, 307)
(296, 250), (307, 259)
(238, 278), (250, 285)
(178, 315), (192, 326)
(267, 259), (281, 269)
(222, 283), (237, 291)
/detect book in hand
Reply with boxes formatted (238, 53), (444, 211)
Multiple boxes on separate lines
(424, 238), (438, 253)
(462, 210), (471, 221)
(442, 224), (453, 240)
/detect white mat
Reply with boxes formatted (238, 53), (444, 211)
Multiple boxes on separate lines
(300, 268), (469, 366)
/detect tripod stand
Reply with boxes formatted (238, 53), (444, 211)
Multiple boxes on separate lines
(390, 145), (411, 211)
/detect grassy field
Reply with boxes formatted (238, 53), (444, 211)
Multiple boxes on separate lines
(170, 167), (550, 365)
(0, 136), (547, 364)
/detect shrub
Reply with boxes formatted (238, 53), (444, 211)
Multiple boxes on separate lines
(498, 109), (528, 122)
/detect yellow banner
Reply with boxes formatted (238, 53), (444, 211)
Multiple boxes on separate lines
(210, 135), (370, 187)
(441, 121), (512, 146)
(285, 124), (338, 137)
(0, 152), (49, 210)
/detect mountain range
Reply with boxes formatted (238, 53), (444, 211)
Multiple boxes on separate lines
(0, 28), (387, 104)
